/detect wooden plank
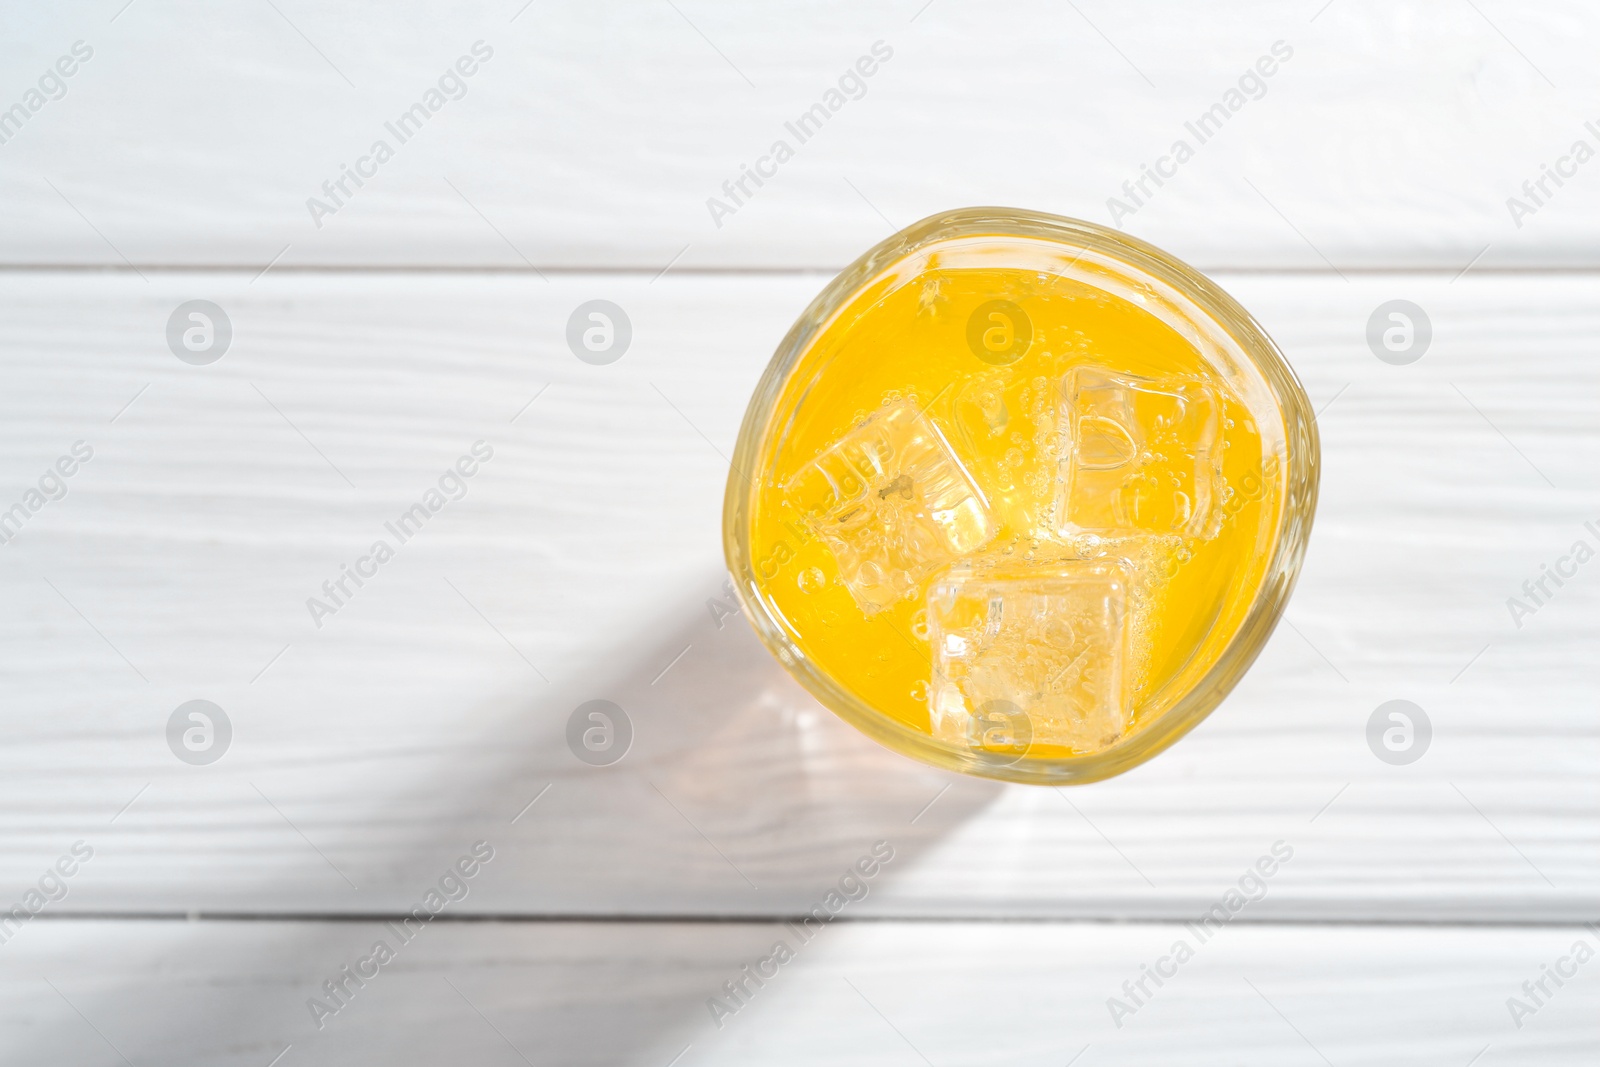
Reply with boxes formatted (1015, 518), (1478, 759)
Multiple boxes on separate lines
(4, 2), (1600, 268)
(0, 270), (1596, 919)
(1, 918), (1596, 1065)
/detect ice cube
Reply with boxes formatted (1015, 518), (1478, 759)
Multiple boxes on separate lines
(1056, 366), (1223, 539)
(927, 557), (1131, 753)
(786, 400), (994, 614)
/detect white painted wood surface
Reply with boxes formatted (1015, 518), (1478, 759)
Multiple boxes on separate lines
(2, 271), (1595, 920)
(4, 1), (1600, 268)
(1, 919), (1595, 1066)
(7, 2), (1600, 1060)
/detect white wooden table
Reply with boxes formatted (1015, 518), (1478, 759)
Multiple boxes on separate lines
(2, 2), (1596, 1063)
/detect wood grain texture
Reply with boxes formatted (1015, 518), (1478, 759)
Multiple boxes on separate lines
(1, 270), (1595, 920)
(2, 919), (1596, 1066)
(3, 1), (1600, 268)
(8, 7), (1597, 1062)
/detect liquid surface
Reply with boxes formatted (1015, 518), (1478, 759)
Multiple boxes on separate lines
(749, 261), (1285, 759)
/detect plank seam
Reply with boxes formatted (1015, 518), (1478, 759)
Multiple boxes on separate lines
(7, 265), (1600, 277)
(22, 912), (1600, 929)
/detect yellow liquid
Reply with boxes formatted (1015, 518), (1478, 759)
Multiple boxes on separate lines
(748, 263), (1286, 759)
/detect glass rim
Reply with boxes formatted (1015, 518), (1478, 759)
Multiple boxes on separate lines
(723, 206), (1321, 785)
